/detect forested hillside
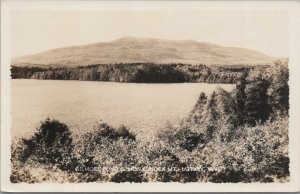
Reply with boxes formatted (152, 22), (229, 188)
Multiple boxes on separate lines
(11, 63), (257, 84)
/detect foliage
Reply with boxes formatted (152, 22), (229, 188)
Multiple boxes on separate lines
(12, 118), (75, 170)
(244, 67), (271, 125)
(266, 60), (289, 116)
(11, 61), (289, 183)
(11, 63), (245, 83)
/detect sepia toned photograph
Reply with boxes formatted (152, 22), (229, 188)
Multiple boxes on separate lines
(1, 0), (300, 192)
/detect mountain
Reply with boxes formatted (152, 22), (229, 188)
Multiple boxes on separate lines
(12, 36), (277, 67)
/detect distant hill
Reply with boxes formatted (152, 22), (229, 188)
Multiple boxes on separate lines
(12, 36), (277, 67)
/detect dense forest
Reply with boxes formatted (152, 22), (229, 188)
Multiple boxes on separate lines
(11, 63), (257, 83)
(11, 60), (289, 183)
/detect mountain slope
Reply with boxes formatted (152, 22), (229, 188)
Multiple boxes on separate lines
(12, 36), (276, 67)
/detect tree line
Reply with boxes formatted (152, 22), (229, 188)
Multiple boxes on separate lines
(10, 63), (257, 84)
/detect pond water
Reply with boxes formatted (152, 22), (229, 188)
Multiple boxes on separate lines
(11, 79), (234, 138)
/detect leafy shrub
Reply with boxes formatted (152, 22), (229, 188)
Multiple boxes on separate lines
(91, 123), (136, 141)
(72, 122), (138, 179)
(12, 118), (75, 170)
(11, 118), (80, 182)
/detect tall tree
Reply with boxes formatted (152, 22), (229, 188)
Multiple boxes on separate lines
(266, 61), (289, 117)
(245, 68), (271, 126)
(205, 91), (219, 139)
(235, 70), (248, 126)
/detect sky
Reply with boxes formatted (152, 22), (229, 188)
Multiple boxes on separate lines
(11, 10), (288, 58)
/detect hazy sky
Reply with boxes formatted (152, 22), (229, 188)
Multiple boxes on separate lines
(11, 10), (288, 58)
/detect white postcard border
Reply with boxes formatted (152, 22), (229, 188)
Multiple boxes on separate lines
(1, 0), (300, 192)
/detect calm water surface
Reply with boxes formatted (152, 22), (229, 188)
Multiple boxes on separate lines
(12, 80), (234, 138)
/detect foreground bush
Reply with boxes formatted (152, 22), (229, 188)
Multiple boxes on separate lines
(11, 119), (139, 183)
(11, 118), (77, 183)
(11, 118), (75, 169)
(11, 115), (289, 183)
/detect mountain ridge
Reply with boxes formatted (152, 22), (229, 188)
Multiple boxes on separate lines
(12, 36), (278, 67)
